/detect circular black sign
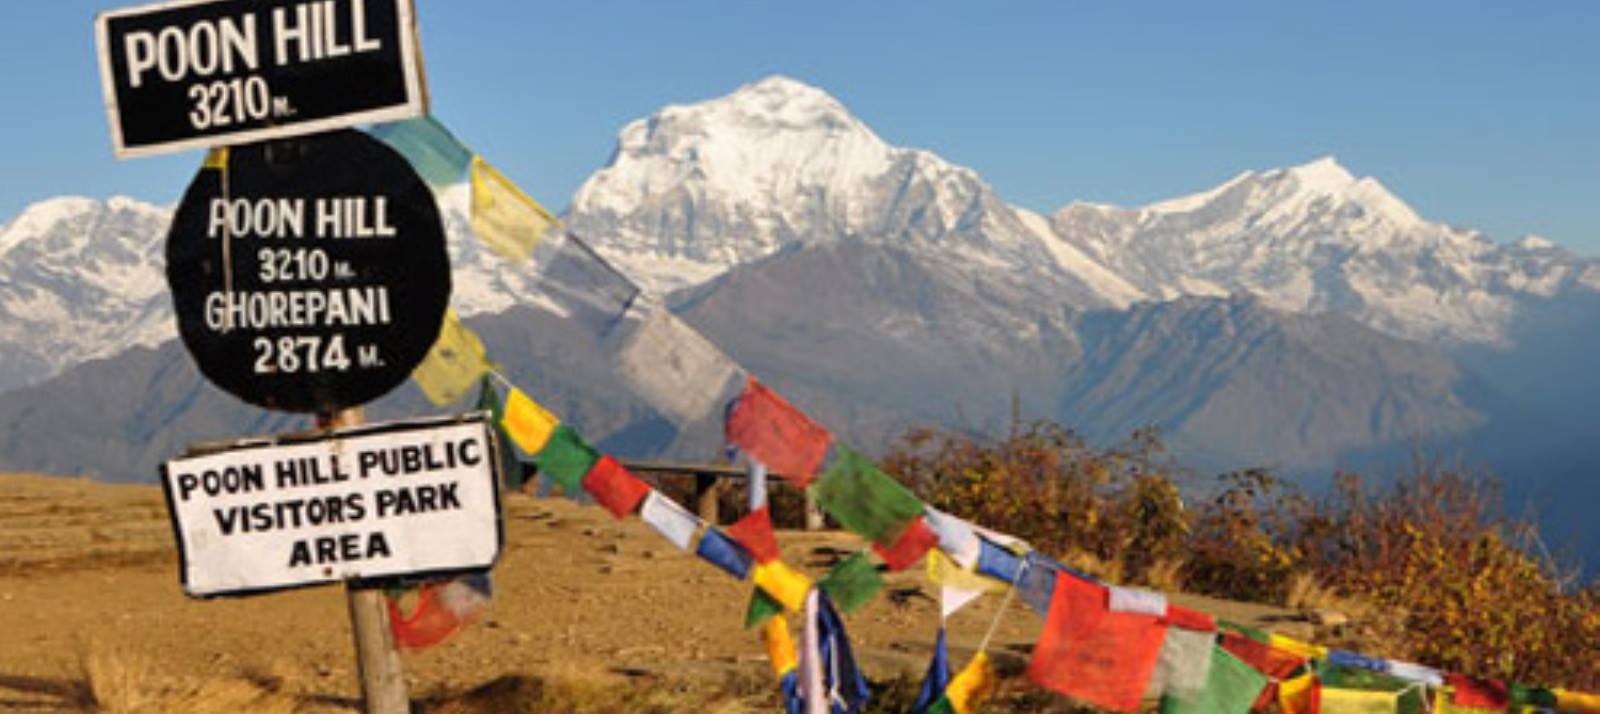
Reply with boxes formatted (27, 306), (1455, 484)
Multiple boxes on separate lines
(166, 129), (450, 413)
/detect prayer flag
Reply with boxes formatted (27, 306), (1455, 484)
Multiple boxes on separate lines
(696, 527), (753, 580)
(1219, 626), (1308, 711)
(530, 232), (641, 331)
(943, 651), (999, 714)
(924, 507), (981, 569)
(1447, 676), (1511, 710)
(639, 490), (698, 551)
(913, 628), (952, 714)
(748, 587), (786, 629)
(818, 552), (884, 615)
(1320, 688), (1399, 714)
(1163, 605), (1217, 632)
(386, 573), (493, 650)
(725, 376), (833, 487)
(797, 590), (870, 714)
(1315, 663), (1424, 714)
(469, 155), (558, 262)
(1109, 585), (1168, 617)
(1160, 647), (1269, 714)
(748, 459), (770, 510)
(1327, 650), (1386, 672)
(613, 301), (744, 425)
(941, 584), (985, 621)
(1278, 671), (1321, 714)
(763, 614), (799, 677)
(926, 550), (1007, 596)
(754, 560), (813, 613)
(1145, 628), (1217, 699)
(729, 505), (782, 563)
(412, 309), (490, 406)
(1016, 553), (1059, 615)
(1510, 686), (1558, 711)
(581, 456), (650, 519)
(976, 538), (1024, 584)
(872, 516), (938, 571)
(1384, 661), (1443, 687)
(1554, 689), (1600, 714)
(475, 377), (524, 489)
(1269, 633), (1328, 660)
(534, 425), (600, 496)
(502, 387), (560, 455)
(202, 147), (228, 169)
(369, 117), (473, 189)
(1026, 572), (1169, 712)
(813, 444), (926, 544)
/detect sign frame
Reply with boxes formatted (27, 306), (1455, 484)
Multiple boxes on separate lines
(160, 413), (505, 599)
(95, 0), (429, 159)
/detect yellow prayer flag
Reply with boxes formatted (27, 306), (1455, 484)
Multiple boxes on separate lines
(1322, 688), (1399, 714)
(469, 155), (559, 263)
(1279, 671), (1319, 714)
(926, 549), (1008, 594)
(203, 147), (229, 170)
(946, 651), (998, 714)
(1268, 633), (1327, 660)
(412, 309), (490, 406)
(1555, 689), (1600, 714)
(761, 615), (797, 678)
(753, 561), (812, 613)
(503, 387), (559, 455)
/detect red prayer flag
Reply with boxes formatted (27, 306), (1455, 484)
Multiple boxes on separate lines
(1026, 572), (1169, 713)
(1163, 604), (1217, 631)
(1446, 675), (1510, 709)
(729, 505), (782, 563)
(871, 516), (938, 571)
(725, 376), (832, 487)
(581, 456), (651, 519)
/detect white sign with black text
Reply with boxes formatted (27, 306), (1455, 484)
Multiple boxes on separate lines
(161, 416), (502, 598)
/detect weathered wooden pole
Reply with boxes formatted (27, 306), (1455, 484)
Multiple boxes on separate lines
(324, 408), (409, 714)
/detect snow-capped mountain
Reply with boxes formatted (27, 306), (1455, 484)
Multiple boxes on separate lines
(566, 76), (1146, 308)
(0, 197), (173, 393)
(1050, 157), (1599, 343)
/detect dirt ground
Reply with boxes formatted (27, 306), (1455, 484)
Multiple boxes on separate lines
(0, 473), (1306, 712)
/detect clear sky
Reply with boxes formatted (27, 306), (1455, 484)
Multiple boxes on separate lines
(7, 1), (1597, 251)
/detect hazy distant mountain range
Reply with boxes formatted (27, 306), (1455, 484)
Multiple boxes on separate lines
(1, 76), (1595, 562)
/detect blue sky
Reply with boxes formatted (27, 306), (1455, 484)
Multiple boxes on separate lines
(8, 1), (1597, 251)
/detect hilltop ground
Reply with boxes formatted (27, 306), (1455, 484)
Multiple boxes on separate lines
(0, 473), (1305, 713)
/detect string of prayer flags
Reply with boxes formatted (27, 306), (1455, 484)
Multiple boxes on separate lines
(501, 386), (560, 456)
(1026, 572), (1169, 713)
(369, 116), (473, 190)
(923, 507), (981, 569)
(817, 552), (884, 615)
(754, 560), (813, 613)
(748, 587), (786, 629)
(697, 527), (753, 580)
(413, 309), (490, 406)
(612, 300), (744, 425)
(913, 628), (953, 714)
(639, 490), (698, 551)
(1160, 648), (1270, 714)
(385, 573), (493, 650)
(469, 155), (559, 263)
(581, 456), (651, 519)
(530, 232), (642, 332)
(797, 590), (871, 714)
(871, 515), (938, 571)
(725, 376), (833, 487)
(534, 425), (600, 496)
(729, 505), (782, 563)
(931, 652), (999, 714)
(814, 444), (926, 544)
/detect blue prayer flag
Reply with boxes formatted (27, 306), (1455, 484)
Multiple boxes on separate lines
(913, 628), (953, 714)
(696, 527), (754, 580)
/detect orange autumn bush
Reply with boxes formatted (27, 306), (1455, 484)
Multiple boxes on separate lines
(881, 422), (1600, 688)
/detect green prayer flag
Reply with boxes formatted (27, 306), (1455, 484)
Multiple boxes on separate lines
(535, 426), (599, 495)
(1510, 684), (1558, 710)
(1161, 648), (1269, 714)
(369, 116), (473, 189)
(819, 552), (884, 614)
(813, 445), (924, 544)
(926, 696), (956, 714)
(745, 587), (784, 629)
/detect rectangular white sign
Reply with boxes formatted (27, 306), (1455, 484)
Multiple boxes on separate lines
(161, 415), (502, 597)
